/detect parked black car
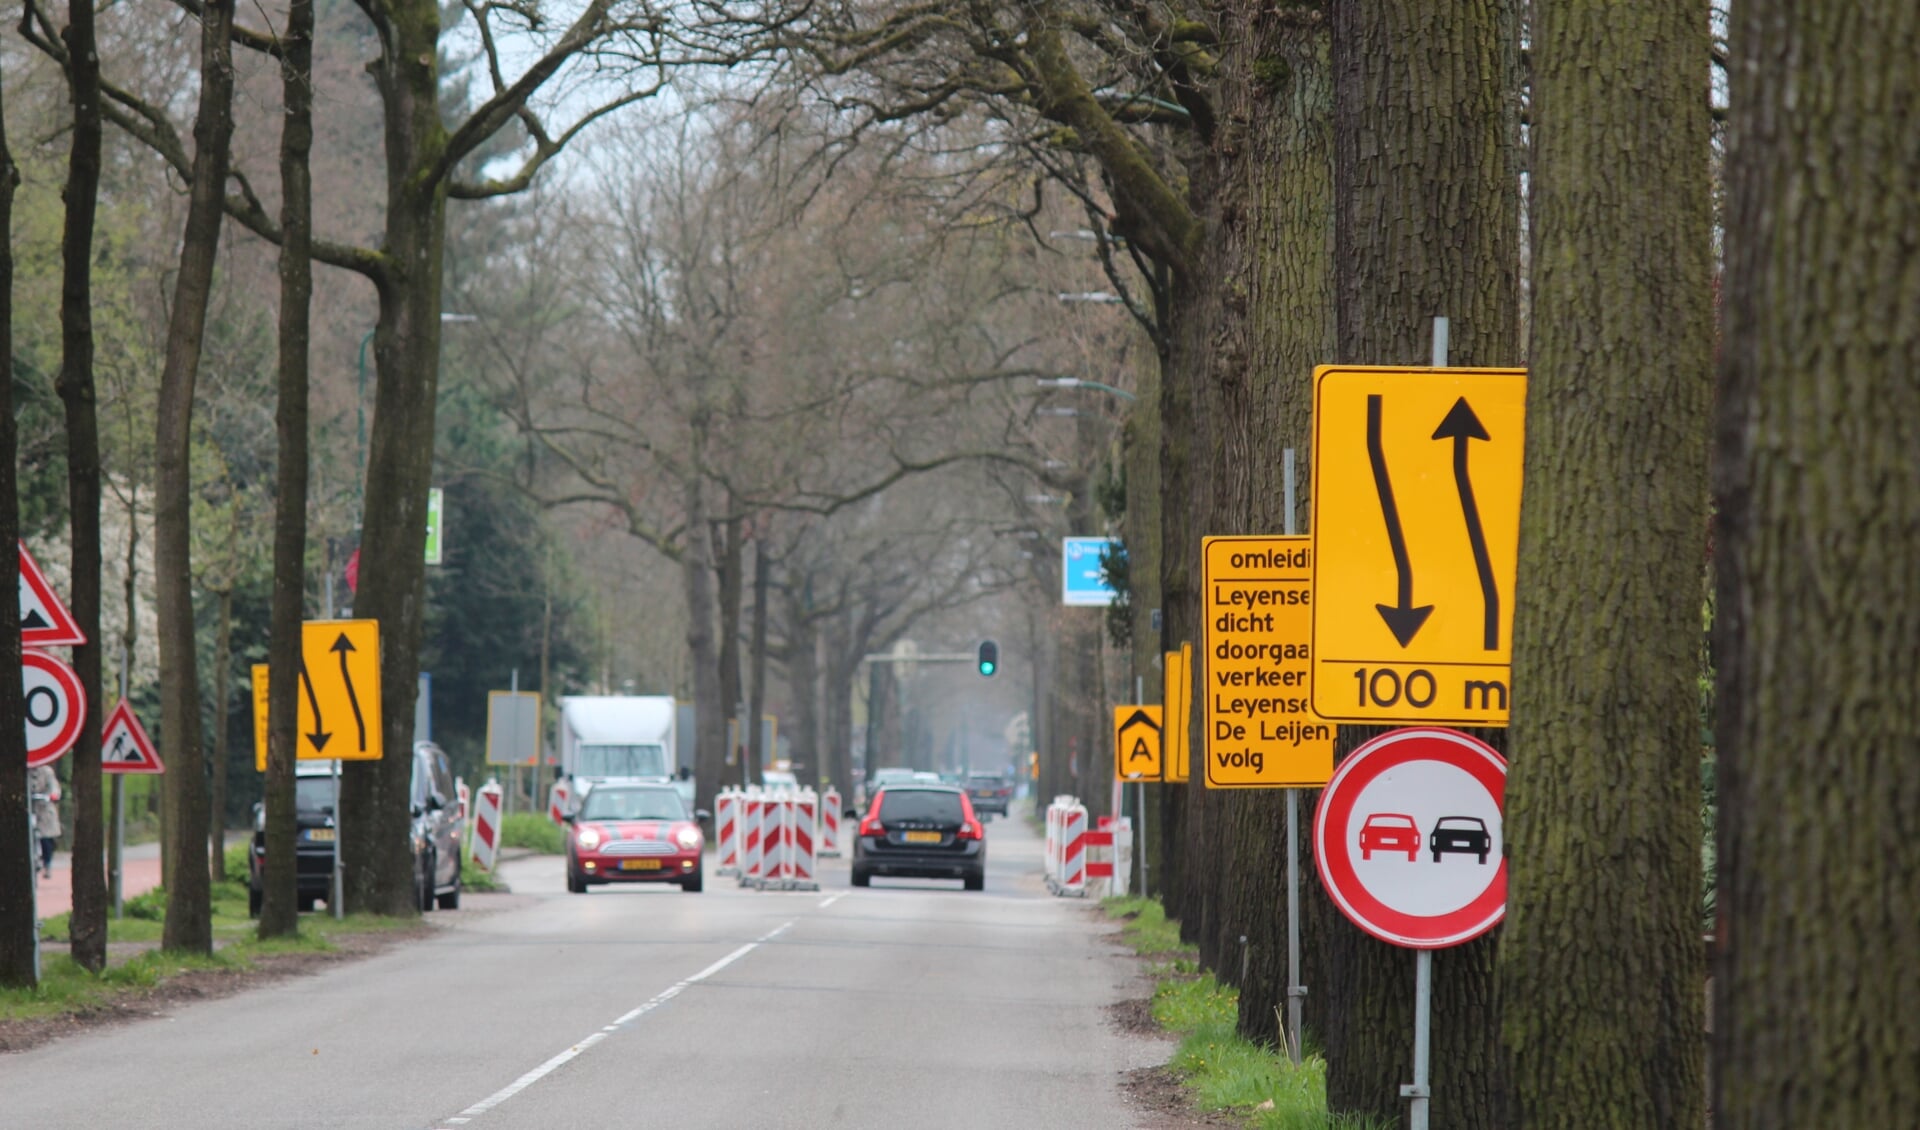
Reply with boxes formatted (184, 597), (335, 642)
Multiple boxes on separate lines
(249, 763), (340, 916)
(851, 785), (986, 891)
(248, 741), (464, 915)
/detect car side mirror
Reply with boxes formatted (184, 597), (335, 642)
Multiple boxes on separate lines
(427, 796), (444, 812)
(410, 804), (424, 818)
(694, 809), (712, 823)
(844, 806), (859, 818)
(561, 812), (575, 824)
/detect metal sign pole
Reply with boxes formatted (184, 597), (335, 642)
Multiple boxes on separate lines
(112, 648), (128, 918)
(332, 755), (344, 920)
(1281, 446), (1304, 1064)
(1405, 948), (1433, 1129)
(1134, 675), (1146, 897)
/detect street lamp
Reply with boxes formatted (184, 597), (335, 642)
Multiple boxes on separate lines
(1035, 406), (1081, 418)
(1036, 376), (1137, 402)
(1056, 291), (1125, 305)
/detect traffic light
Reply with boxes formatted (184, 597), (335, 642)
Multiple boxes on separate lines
(977, 639), (998, 677)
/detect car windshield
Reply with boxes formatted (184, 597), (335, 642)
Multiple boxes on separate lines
(877, 789), (965, 824)
(296, 777), (336, 814)
(576, 743), (669, 779)
(580, 788), (686, 822)
(966, 776), (1001, 787)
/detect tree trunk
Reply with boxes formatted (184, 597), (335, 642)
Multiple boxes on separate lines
(783, 591), (822, 789)
(1712, 4), (1920, 1126)
(0, 54), (33, 990)
(258, 0), (314, 941)
(208, 589), (233, 881)
(716, 510), (746, 786)
(1499, 0), (1712, 1124)
(1209, 5), (1335, 1047)
(747, 537), (771, 780)
(1322, 0), (1519, 1122)
(342, 0), (454, 916)
(59, 0), (109, 974)
(684, 475), (727, 814)
(157, 0), (237, 954)
(820, 611), (854, 798)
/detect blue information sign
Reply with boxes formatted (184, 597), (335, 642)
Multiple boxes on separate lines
(1062, 537), (1123, 607)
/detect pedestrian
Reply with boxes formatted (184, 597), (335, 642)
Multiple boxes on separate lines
(29, 763), (61, 879)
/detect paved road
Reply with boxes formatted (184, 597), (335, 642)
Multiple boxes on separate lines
(1, 805), (1163, 1128)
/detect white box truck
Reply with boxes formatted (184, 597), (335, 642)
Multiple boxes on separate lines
(557, 695), (677, 782)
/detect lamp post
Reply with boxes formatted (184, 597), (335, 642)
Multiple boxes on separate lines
(1036, 376), (1136, 401)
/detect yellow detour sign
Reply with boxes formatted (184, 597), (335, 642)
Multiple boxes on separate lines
(252, 619), (385, 770)
(1162, 644), (1193, 784)
(1310, 366), (1526, 726)
(1203, 536), (1334, 787)
(1114, 705), (1164, 781)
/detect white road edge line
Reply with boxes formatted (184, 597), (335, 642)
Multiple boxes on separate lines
(818, 893), (845, 909)
(448, 920), (794, 1123)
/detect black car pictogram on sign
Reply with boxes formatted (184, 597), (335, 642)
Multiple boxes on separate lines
(1429, 816), (1491, 864)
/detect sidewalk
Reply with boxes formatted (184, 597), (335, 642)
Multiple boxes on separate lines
(35, 832), (249, 919)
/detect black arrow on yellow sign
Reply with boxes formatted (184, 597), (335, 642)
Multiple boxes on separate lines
(331, 632), (370, 752)
(1368, 395), (1433, 646)
(1432, 398), (1499, 650)
(298, 661), (330, 751)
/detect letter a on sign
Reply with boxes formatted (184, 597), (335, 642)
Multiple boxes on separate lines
(1113, 705), (1164, 782)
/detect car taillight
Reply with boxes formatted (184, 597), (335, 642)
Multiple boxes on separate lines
(859, 815), (885, 838)
(956, 820), (983, 841)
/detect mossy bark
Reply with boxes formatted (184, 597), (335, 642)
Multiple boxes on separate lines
(1712, 2), (1920, 1125)
(1321, 0), (1518, 1122)
(1499, 0), (1713, 1125)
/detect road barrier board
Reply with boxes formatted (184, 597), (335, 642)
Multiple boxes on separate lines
(1202, 536), (1333, 787)
(1309, 366), (1526, 726)
(1162, 644), (1192, 784)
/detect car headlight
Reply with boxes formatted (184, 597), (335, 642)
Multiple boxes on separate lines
(577, 829), (603, 850)
(674, 828), (701, 851)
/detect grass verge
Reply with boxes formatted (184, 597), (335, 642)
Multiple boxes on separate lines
(499, 812), (565, 854)
(8, 890), (417, 1024)
(1102, 896), (1379, 1130)
(460, 858), (509, 892)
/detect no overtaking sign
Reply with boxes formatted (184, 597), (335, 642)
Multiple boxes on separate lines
(1313, 727), (1507, 949)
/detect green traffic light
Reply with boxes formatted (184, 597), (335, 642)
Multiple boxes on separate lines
(977, 640), (998, 677)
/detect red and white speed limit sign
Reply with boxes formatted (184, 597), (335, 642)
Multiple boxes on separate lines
(23, 648), (86, 768)
(1314, 727), (1507, 949)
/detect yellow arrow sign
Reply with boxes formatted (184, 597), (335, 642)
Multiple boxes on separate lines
(253, 619), (385, 771)
(1309, 366), (1526, 726)
(1114, 705), (1163, 782)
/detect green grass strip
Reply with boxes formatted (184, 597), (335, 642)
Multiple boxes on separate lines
(1103, 897), (1382, 1130)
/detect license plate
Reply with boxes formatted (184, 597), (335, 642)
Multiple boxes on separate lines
(620, 859), (662, 871)
(306, 829), (335, 842)
(903, 830), (942, 844)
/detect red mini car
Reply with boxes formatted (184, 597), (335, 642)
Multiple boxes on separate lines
(1358, 813), (1421, 862)
(565, 783), (707, 893)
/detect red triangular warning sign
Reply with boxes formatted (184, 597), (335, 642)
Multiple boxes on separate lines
(101, 700), (164, 775)
(18, 541), (86, 648)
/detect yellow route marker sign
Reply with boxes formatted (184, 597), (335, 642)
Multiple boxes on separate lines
(1162, 645), (1193, 784)
(1203, 536), (1334, 787)
(1310, 366), (1526, 726)
(252, 619), (385, 771)
(1114, 705), (1164, 782)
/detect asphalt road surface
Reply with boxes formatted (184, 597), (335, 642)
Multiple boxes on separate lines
(1, 803), (1164, 1129)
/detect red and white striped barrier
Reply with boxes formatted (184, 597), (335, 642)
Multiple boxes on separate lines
(456, 778), (470, 823)
(715, 789), (742, 876)
(548, 777), (573, 825)
(820, 787), (843, 857)
(789, 790), (819, 889)
(740, 792), (766, 886)
(1082, 818), (1131, 899)
(470, 779), (504, 871)
(1045, 797), (1089, 897)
